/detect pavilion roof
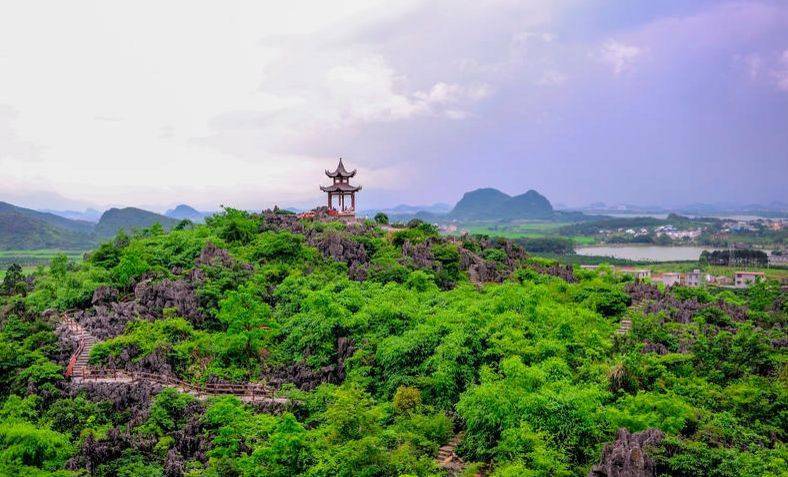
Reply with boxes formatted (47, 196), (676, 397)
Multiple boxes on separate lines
(320, 183), (362, 193)
(325, 158), (356, 178)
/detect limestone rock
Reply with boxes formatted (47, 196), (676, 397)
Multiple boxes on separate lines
(589, 428), (664, 477)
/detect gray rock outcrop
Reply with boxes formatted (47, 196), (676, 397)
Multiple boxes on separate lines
(588, 428), (664, 477)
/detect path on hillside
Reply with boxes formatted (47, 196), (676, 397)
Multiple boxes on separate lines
(616, 318), (632, 335)
(63, 314), (479, 473)
(60, 316), (287, 405)
(437, 432), (478, 476)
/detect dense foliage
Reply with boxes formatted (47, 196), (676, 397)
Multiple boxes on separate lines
(0, 209), (785, 476)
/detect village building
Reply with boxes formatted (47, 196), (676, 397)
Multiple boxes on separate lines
(652, 272), (681, 287)
(734, 271), (765, 288)
(683, 269), (704, 287)
(711, 275), (733, 286)
(320, 158), (361, 218)
(769, 253), (788, 266)
(618, 268), (651, 281)
(580, 264), (601, 270)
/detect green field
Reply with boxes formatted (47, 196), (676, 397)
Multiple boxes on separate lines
(0, 249), (85, 277)
(459, 221), (597, 244)
(648, 262), (788, 281)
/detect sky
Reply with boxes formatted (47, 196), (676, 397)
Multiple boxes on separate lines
(1, 0), (787, 212)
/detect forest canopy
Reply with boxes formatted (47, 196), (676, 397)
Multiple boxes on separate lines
(0, 208), (785, 476)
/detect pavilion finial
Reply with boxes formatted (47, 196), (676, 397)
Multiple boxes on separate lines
(325, 157), (356, 178)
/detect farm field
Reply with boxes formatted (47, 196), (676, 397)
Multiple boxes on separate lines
(649, 262), (788, 281)
(0, 249), (85, 277)
(459, 221), (597, 244)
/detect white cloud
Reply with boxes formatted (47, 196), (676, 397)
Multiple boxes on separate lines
(0, 0), (493, 209)
(775, 50), (788, 91)
(598, 40), (643, 75)
(536, 70), (567, 86)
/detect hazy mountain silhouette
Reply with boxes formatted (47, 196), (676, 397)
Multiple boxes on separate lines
(450, 188), (554, 220)
(95, 208), (180, 238)
(165, 204), (209, 222)
(0, 201), (94, 249)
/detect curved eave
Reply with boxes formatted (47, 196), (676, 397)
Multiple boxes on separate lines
(324, 169), (357, 178)
(320, 184), (362, 192)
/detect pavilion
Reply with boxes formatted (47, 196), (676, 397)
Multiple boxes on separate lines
(320, 158), (362, 217)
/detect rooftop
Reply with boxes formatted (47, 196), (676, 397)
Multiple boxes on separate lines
(325, 158), (357, 178)
(320, 182), (362, 193)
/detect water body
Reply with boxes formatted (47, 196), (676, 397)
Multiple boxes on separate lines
(575, 245), (718, 262)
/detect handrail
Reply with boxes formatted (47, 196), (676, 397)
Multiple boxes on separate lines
(60, 313), (282, 401)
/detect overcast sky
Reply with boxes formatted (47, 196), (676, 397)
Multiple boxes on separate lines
(1, 0), (787, 212)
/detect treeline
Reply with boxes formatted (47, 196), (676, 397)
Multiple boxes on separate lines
(558, 214), (719, 236)
(514, 236), (575, 255)
(701, 249), (769, 267)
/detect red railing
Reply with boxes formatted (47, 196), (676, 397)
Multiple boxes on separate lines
(61, 313), (282, 402)
(64, 339), (83, 378)
(75, 367), (277, 400)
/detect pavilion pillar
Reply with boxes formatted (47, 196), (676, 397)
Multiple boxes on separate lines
(327, 193), (332, 209)
(351, 193), (355, 210)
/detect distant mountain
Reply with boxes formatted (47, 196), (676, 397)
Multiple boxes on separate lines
(388, 203), (452, 214)
(39, 208), (103, 223)
(95, 207), (180, 238)
(0, 201), (95, 250)
(450, 188), (554, 220)
(359, 203), (452, 218)
(165, 204), (209, 222)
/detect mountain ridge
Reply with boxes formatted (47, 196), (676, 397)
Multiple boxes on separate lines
(95, 207), (181, 238)
(165, 204), (209, 222)
(449, 187), (554, 220)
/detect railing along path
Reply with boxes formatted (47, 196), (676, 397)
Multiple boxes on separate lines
(61, 315), (285, 404)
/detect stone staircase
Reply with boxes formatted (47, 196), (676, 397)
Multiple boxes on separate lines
(437, 433), (465, 475)
(62, 316), (98, 378)
(616, 318), (632, 335)
(59, 314), (285, 405)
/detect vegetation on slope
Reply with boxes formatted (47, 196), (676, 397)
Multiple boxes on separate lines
(94, 207), (181, 239)
(0, 202), (94, 250)
(0, 209), (785, 476)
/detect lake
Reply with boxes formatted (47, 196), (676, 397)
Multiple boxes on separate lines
(575, 245), (719, 262)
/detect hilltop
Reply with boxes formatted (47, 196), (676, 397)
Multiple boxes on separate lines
(0, 201), (94, 250)
(450, 187), (554, 220)
(0, 201), (189, 249)
(165, 204), (210, 222)
(94, 207), (180, 238)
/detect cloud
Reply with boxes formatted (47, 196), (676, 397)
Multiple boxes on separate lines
(736, 49), (788, 92)
(321, 59), (490, 122)
(598, 40), (643, 75)
(775, 50), (788, 91)
(0, 0), (786, 209)
(536, 70), (567, 86)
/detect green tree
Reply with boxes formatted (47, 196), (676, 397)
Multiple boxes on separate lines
(374, 212), (389, 225)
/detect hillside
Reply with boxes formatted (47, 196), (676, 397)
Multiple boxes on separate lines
(0, 201), (94, 234)
(0, 208), (784, 476)
(39, 208), (103, 222)
(95, 207), (180, 238)
(165, 204), (209, 222)
(450, 187), (554, 220)
(0, 201), (95, 250)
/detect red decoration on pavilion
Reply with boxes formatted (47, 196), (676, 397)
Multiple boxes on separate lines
(320, 158), (361, 217)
